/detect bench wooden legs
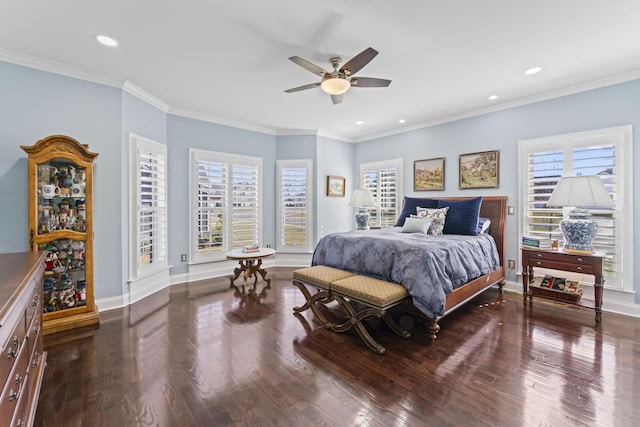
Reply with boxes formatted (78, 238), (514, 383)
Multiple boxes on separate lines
(292, 280), (334, 328)
(293, 279), (411, 355)
(332, 294), (410, 355)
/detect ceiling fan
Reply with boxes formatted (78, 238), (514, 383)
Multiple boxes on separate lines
(284, 47), (391, 105)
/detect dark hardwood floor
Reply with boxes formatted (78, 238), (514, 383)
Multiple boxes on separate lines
(35, 269), (639, 426)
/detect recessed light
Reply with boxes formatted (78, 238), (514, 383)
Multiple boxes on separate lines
(524, 66), (542, 75)
(355, 120), (364, 125)
(489, 95), (498, 101)
(95, 34), (118, 47)
(398, 119), (406, 124)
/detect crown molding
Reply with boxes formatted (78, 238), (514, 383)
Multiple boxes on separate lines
(122, 81), (170, 112)
(275, 129), (318, 136)
(0, 48), (121, 88)
(356, 69), (640, 143)
(168, 106), (276, 136)
(3, 48), (638, 144)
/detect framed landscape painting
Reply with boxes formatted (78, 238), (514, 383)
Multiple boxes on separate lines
(326, 175), (345, 197)
(459, 150), (500, 189)
(414, 157), (445, 191)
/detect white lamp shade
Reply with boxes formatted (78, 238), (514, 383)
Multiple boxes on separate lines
(320, 77), (351, 95)
(349, 189), (375, 207)
(547, 176), (614, 208)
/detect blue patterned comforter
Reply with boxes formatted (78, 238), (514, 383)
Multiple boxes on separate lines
(311, 228), (500, 318)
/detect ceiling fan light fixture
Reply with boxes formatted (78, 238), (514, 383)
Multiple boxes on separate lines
(321, 77), (350, 95)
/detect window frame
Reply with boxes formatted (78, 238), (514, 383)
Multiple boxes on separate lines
(276, 159), (313, 253)
(128, 133), (168, 281)
(189, 149), (263, 263)
(358, 158), (403, 228)
(517, 125), (633, 291)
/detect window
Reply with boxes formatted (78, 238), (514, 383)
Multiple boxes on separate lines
(129, 134), (168, 279)
(359, 159), (403, 228)
(276, 160), (313, 253)
(518, 126), (633, 291)
(190, 149), (262, 262)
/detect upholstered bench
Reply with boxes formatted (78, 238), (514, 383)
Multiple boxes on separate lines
(292, 266), (411, 354)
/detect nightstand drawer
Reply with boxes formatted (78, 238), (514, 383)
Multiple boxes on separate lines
(525, 250), (598, 267)
(529, 258), (594, 274)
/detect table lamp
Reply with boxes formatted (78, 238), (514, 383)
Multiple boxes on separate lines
(546, 175), (614, 254)
(349, 188), (376, 230)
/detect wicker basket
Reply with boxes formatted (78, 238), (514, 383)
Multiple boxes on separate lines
(530, 284), (583, 303)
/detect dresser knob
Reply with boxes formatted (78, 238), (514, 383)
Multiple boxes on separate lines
(8, 374), (23, 401)
(7, 336), (21, 359)
(577, 258), (583, 263)
(536, 261), (542, 266)
(32, 351), (41, 368)
(537, 253), (543, 257)
(577, 266), (582, 271)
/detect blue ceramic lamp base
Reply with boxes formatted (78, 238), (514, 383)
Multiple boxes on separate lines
(560, 208), (598, 254)
(354, 208), (370, 230)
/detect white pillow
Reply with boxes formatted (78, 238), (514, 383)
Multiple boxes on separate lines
(401, 217), (433, 234)
(414, 206), (449, 235)
(479, 218), (491, 234)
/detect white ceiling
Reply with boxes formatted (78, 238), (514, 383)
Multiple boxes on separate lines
(1, 0), (639, 142)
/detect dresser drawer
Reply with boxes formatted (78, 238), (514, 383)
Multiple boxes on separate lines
(24, 286), (39, 336)
(9, 373), (30, 427)
(0, 339), (28, 425)
(0, 313), (27, 388)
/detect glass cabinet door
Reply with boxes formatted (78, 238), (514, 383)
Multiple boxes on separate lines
(41, 238), (87, 313)
(37, 160), (87, 235)
(22, 134), (99, 335)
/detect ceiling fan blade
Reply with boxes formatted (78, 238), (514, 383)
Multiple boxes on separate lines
(288, 56), (328, 77)
(330, 94), (343, 105)
(285, 82), (321, 93)
(350, 77), (391, 88)
(340, 47), (378, 76)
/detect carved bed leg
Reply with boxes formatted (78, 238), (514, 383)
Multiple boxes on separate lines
(498, 279), (505, 293)
(427, 320), (440, 341)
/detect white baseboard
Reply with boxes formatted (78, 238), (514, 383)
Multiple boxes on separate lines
(97, 261), (639, 319)
(502, 278), (639, 318)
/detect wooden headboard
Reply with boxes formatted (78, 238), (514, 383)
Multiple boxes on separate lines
(429, 196), (508, 266)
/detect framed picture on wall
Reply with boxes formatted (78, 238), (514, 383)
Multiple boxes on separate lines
(326, 175), (346, 197)
(414, 157), (445, 191)
(459, 150), (500, 189)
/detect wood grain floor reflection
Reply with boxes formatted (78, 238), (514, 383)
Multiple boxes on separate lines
(35, 269), (639, 426)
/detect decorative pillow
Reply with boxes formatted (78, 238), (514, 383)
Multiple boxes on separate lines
(414, 206), (449, 235)
(395, 196), (439, 227)
(477, 217), (491, 234)
(438, 197), (483, 235)
(401, 217), (433, 234)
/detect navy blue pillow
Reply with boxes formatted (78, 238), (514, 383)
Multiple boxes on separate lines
(438, 197), (483, 235)
(395, 196), (439, 227)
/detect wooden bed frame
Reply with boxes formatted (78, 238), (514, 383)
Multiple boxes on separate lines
(399, 196), (508, 340)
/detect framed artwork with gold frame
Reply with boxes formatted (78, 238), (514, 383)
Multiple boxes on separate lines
(326, 175), (345, 197)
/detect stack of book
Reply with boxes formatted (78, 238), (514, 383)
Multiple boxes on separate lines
(522, 236), (553, 249)
(241, 244), (260, 253)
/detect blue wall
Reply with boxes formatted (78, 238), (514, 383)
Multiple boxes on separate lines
(354, 79), (640, 302)
(1, 59), (638, 308)
(0, 61), (122, 300)
(167, 114), (277, 276)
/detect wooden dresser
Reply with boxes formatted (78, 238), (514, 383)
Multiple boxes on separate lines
(0, 252), (47, 427)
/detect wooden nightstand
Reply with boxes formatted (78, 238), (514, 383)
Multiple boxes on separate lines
(521, 247), (605, 322)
